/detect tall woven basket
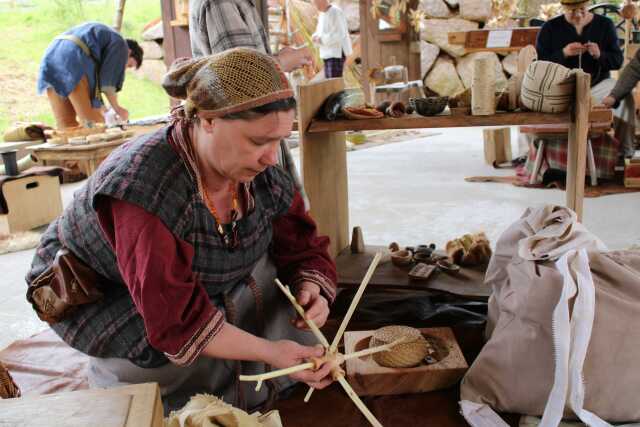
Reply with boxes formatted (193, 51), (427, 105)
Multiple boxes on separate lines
(0, 361), (20, 399)
(471, 57), (496, 116)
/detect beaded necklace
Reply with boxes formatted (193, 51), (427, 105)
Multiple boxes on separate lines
(199, 179), (241, 250)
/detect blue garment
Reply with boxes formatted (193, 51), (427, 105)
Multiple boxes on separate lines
(37, 22), (128, 108)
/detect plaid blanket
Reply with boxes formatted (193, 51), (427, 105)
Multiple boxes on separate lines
(525, 134), (620, 180)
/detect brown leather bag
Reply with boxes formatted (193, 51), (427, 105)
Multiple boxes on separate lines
(26, 248), (104, 324)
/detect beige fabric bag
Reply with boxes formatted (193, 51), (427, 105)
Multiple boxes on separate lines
(460, 206), (640, 426)
(520, 61), (576, 113)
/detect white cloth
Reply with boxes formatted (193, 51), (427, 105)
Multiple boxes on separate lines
(312, 4), (352, 60)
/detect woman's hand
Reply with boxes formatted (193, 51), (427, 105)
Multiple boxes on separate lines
(585, 42), (600, 59)
(602, 95), (616, 108)
(563, 42), (586, 58)
(265, 340), (334, 389)
(294, 282), (329, 329)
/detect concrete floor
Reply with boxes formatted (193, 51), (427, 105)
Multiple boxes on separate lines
(1, 126), (639, 351)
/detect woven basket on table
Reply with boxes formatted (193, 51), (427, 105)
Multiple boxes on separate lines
(0, 361), (20, 399)
(370, 325), (432, 368)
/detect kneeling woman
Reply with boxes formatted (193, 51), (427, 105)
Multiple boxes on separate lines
(26, 48), (336, 410)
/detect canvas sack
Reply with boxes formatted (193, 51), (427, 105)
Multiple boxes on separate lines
(520, 61), (576, 113)
(460, 205), (640, 426)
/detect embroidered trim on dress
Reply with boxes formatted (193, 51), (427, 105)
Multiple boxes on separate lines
(291, 269), (337, 304)
(165, 309), (225, 366)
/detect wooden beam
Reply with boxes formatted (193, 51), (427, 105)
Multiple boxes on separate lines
(306, 109), (612, 133)
(298, 79), (349, 257)
(566, 71), (591, 221)
(448, 27), (540, 52)
(113, 0), (126, 32)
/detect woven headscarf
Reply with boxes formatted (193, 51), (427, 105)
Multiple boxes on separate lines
(163, 48), (293, 120)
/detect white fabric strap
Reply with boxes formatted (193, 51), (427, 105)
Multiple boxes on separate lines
(539, 250), (578, 427)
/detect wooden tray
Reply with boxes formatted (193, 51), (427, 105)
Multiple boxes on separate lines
(344, 327), (468, 396)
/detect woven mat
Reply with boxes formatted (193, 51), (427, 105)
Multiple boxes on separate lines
(465, 175), (640, 198)
(0, 231), (41, 255)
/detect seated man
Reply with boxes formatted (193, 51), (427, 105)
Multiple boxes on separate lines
(536, 0), (635, 158)
(602, 48), (640, 156)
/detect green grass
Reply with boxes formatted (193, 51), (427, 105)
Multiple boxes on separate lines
(0, 0), (169, 133)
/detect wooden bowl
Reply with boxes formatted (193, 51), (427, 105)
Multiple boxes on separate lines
(409, 97), (448, 116)
(436, 259), (461, 274)
(391, 249), (413, 266)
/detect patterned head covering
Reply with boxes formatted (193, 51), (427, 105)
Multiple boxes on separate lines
(163, 48), (293, 120)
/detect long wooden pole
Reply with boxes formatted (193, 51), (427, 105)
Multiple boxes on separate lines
(275, 279), (330, 348)
(113, 0), (127, 32)
(566, 71), (590, 221)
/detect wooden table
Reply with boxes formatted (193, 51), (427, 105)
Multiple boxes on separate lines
(337, 245), (490, 298)
(30, 139), (127, 176)
(29, 124), (164, 177)
(275, 325), (519, 427)
(297, 73), (604, 257)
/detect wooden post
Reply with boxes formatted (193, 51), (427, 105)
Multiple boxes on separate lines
(566, 71), (590, 221)
(483, 127), (511, 165)
(298, 79), (349, 257)
(113, 0), (126, 32)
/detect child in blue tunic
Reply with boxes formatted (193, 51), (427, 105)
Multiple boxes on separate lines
(37, 22), (143, 129)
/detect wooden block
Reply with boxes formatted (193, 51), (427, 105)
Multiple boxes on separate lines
(624, 159), (640, 188)
(408, 263), (436, 280)
(0, 175), (62, 234)
(350, 226), (365, 254)
(344, 327), (468, 396)
(483, 127), (512, 165)
(0, 383), (163, 427)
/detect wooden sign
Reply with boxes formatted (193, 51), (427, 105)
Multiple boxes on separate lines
(448, 27), (540, 53)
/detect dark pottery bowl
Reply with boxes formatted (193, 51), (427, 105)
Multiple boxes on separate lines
(410, 97), (449, 116)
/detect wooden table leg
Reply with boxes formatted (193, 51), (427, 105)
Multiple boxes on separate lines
(298, 79), (349, 258)
(566, 71), (591, 221)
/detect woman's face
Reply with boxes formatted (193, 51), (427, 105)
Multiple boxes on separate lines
(198, 109), (295, 183)
(564, 4), (589, 26)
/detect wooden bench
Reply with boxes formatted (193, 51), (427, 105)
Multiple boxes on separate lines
(520, 120), (613, 186)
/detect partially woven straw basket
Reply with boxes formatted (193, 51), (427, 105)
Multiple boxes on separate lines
(370, 325), (431, 368)
(0, 361), (20, 399)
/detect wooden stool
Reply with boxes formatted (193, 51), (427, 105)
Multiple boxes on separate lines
(520, 122), (612, 186)
(0, 174), (62, 234)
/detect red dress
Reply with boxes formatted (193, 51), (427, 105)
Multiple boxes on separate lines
(96, 189), (336, 365)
